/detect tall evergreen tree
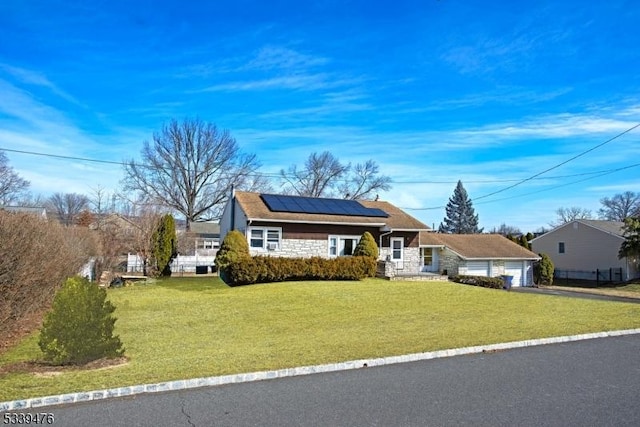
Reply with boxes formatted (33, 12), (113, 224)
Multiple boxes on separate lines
(151, 214), (177, 277)
(438, 181), (482, 234)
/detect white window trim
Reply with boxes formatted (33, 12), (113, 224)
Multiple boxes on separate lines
(390, 237), (404, 261)
(328, 235), (361, 257)
(247, 226), (282, 251)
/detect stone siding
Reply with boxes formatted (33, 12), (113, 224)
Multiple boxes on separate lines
(438, 249), (460, 276)
(250, 238), (327, 258)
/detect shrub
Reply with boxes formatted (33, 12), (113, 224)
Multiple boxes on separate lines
(534, 253), (554, 286)
(215, 230), (250, 272)
(38, 276), (124, 365)
(0, 211), (98, 341)
(450, 275), (504, 289)
(224, 256), (377, 286)
(353, 231), (379, 259)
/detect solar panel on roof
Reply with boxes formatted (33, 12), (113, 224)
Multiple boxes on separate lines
(260, 194), (389, 218)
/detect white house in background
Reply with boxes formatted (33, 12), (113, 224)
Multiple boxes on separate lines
(419, 233), (540, 287)
(531, 219), (639, 281)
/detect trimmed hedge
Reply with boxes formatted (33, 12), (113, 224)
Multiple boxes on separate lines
(450, 275), (504, 289)
(224, 256), (377, 286)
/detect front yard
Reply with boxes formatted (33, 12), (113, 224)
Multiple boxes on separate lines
(2, 277), (640, 402)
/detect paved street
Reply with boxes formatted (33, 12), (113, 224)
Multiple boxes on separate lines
(15, 334), (640, 426)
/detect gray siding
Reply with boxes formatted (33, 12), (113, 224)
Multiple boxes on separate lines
(531, 221), (627, 274)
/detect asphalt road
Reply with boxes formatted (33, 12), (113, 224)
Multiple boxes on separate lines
(12, 335), (640, 427)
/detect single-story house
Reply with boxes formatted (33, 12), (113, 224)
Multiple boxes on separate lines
(530, 219), (639, 281)
(219, 191), (431, 274)
(419, 232), (540, 287)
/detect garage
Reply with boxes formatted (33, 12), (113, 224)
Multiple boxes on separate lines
(466, 261), (490, 277)
(505, 261), (525, 287)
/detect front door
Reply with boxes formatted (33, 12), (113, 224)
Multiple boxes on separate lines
(391, 237), (404, 270)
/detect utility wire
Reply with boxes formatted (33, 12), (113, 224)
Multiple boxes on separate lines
(2, 145), (639, 185)
(472, 122), (640, 201)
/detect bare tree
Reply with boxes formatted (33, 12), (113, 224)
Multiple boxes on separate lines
(598, 191), (640, 221)
(47, 192), (90, 226)
(280, 151), (391, 199)
(122, 118), (261, 230)
(0, 151), (30, 205)
(550, 206), (593, 227)
(338, 160), (392, 200)
(489, 223), (522, 236)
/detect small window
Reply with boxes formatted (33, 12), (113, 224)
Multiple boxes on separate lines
(343, 239), (355, 256)
(250, 229), (264, 248)
(329, 238), (337, 256)
(267, 229), (279, 249)
(559, 242), (565, 254)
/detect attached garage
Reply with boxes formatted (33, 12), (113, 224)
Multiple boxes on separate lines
(419, 233), (540, 287)
(505, 261), (524, 287)
(465, 261), (490, 277)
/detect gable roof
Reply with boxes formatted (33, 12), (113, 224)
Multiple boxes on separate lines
(419, 232), (540, 260)
(530, 219), (625, 242)
(188, 221), (220, 235)
(234, 191), (430, 230)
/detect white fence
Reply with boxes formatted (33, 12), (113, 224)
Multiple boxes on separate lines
(127, 253), (216, 274)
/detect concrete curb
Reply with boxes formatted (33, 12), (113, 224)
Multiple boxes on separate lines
(3, 328), (640, 412)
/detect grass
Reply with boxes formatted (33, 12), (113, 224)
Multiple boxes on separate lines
(2, 277), (640, 402)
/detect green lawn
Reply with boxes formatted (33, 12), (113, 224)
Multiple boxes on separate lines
(2, 277), (640, 402)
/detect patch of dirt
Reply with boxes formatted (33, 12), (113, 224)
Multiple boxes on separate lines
(0, 357), (129, 376)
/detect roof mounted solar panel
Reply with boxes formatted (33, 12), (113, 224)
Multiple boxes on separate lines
(260, 194), (389, 218)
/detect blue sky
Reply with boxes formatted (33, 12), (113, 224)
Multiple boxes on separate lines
(1, 0), (639, 231)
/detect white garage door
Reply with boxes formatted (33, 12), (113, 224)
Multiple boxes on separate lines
(505, 261), (524, 287)
(466, 261), (490, 276)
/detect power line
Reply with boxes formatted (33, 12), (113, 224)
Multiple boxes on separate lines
(2, 146), (639, 185)
(471, 122), (640, 201)
(402, 162), (640, 211)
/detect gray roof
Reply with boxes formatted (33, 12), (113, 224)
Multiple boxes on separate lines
(189, 221), (220, 235)
(578, 220), (625, 237)
(0, 206), (47, 218)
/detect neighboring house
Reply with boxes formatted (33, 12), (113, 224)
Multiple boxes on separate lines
(188, 221), (220, 256)
(0, 205), (48, 219)
(530, 219), (639, 281)
(419, 233), (540, 287)
(219, 191), (431, 275)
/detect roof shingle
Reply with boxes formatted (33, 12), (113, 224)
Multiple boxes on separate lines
(419, 232), (540, 259)
(234, 191), (430, 230)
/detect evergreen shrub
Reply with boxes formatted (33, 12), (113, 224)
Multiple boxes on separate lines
(215, 230), (250, 271)
(38, 276), (124, 365)
(450, 275), (504, 289)
(534, 253), (554, 286)
(353, 231), (379, 259)
(225, 256), (377, 286)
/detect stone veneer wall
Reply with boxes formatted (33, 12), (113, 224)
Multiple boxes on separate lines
(250, 238), (328, 258)
(438, 249), (460, 276)
(379, 247), (421, 275)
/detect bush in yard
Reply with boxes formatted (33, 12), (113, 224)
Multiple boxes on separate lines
(534, 253), (554, 286)
(215, 230), (250, 272)
(38, 276), (124, 365)
(450, 275), (504, 289)
(353, 231), (379, 260)
(225, 256), (377, 286)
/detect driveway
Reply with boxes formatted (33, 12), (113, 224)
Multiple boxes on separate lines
(512, 286), (640, 303)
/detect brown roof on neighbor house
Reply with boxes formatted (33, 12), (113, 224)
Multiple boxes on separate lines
(419, 232), (540, 260)
(234, 191), (430, 230)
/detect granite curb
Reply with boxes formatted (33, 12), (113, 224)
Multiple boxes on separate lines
(3, 328), (640, 412)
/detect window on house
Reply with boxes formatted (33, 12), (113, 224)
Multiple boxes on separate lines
(559, 242), (565, 254)
(328, 235), (360, 257)
(248, 227), (282, 250)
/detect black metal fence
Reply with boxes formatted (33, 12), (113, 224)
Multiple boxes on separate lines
(554, 268), (624, 286)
